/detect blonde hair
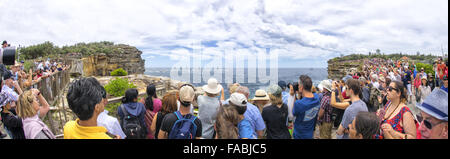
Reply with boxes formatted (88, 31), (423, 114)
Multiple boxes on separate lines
(268, 94), (283, 106)
(16, 90), (37, 118)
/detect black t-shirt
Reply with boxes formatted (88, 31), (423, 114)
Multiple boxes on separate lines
(160, 112), (202, 138)
(262, 104), (291, 139)
(1, 112), (25, 139)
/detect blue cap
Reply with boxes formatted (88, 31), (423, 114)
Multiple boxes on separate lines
(278, 81), (287, 89)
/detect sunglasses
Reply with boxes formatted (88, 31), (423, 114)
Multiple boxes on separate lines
(417, 115), (444, 130)
(387, 86), (399, 92)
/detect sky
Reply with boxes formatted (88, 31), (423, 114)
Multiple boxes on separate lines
(0, 0), (448, 68)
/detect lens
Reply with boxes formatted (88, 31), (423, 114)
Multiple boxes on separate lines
(424, 120), (433, 130)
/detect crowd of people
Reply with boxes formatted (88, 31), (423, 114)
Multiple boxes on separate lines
(0, 45), (447, 139)
(0, 40), (70, 139)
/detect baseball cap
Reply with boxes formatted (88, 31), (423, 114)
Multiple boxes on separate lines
(2, 71), (13, 80)
(179, 85), (195, 104)
(229, 93), (247, 107)
(267, 84), (282, 96)
(278, 81), (287, 89)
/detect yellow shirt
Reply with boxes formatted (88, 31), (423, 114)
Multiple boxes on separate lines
(64, 119), (112, 139)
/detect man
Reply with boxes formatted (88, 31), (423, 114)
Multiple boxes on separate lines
(359, 77), (371, 110)
(371, 74), (380, 89)
(403, 67), (413, 102)
(223, 86), (266, 138)
(317, 80), (333, 139)
(64, 77), (117, 139)
(417, 89), (448, 139)
(441, 75), (448, 93)
(438, 60), (446, 87)
(278, 81), (289, 106)
(336, 79), (368, 139)
(1, 41), (7, 48)
(2, 71), (22, 101)
(293, 75), (320, 139)
(158, 85), (202, 139)
(96, 86), (126, 139)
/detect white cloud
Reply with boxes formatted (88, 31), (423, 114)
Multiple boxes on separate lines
(0, 0), (447, 68)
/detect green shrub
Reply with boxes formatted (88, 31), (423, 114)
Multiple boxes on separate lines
(104, 77), (136, 97)
(111, 68), (128, 76)
(416, 63), (435, 77)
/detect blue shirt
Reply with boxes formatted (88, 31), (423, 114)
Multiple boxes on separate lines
(238, 119), (256, 139)
(223, 100), (266, 137)
(293, 93), (320, 139)
(441, 86), (448, 93)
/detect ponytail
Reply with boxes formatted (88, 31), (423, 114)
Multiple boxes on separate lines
(145, 84), (157, 111)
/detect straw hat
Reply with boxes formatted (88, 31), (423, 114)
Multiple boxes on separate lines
(252, 89), (270, 101)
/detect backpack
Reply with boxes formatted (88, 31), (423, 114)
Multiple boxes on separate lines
(369, 86), (381, 112)
(121, 105), (145, 139)
(168, 111), (198, 139)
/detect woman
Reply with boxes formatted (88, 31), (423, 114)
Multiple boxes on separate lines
(140, 84), (162, 113)
(376, 81), (417, 139)
(214, 105), (240, 139)
(262, 85), (291, 139)
(140, 84), (162, 139)
(349, 112), (380, 139)
(151, 91), (178, 139)
(16, 89), (55, 139)
(418, 76), (431, 104)
(117, 88), (148, 139)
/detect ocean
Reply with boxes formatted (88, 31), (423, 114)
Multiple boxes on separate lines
(145, 67), (328, 99)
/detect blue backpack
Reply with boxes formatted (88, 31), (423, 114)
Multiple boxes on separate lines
(168, 111), (198, 139)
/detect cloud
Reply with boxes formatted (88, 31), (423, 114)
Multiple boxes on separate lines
(0, 0), (447, 68)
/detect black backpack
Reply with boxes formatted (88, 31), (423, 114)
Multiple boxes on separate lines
(121, 105), (145, 139)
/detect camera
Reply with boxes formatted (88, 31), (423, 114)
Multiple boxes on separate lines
(0, 47), (16, 65)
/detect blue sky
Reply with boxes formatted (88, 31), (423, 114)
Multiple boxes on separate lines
(0, 0), (448, 68)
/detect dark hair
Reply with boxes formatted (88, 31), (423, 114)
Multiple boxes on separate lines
(299, 75), (312, 92)
(122, 88), (138, 104)
(391, 80), (407, 103)
(215, 105), (239, 139)
(67, 77), (104, 121)
(355, 112), (380, 139)
(385, 78), (392, 87)
(145, 84), (157, 111)
(345, 78), (361, 97)
(229, 104), (247, 115)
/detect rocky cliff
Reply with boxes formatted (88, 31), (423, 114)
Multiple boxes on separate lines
(69, 44), (145, 76)
(327, 59), (363, 80)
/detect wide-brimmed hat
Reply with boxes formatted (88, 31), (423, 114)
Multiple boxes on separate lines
(416, 89), (448, 121)
(202, 78), (222, 94)
(252, 89), (270, 101)
(320, 80), (332, 92)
